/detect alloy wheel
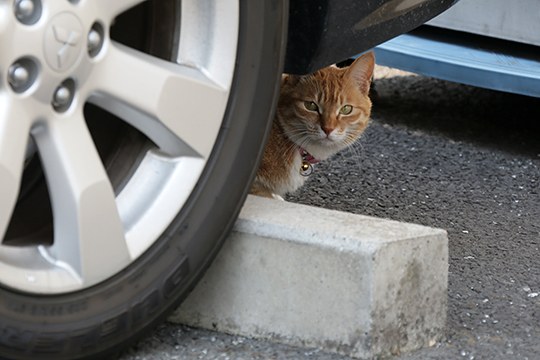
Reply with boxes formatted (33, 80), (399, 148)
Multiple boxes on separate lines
(0, 0), (238, 293)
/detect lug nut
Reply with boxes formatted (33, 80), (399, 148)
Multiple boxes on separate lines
(52, 79), (76, 112)
(53, 86), (71, 106)
(16, 0), (34, 17)
(14, 0), (41, 25)
(8, 58), (38, 93)
(88, 23), (105, 57)
(8, 64), (30, 88)
(88, 30), (101, 50)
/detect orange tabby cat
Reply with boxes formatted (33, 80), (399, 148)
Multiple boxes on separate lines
(251, 52), (375, 198)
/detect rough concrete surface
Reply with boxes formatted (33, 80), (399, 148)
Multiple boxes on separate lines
(171, 196), (448, 359)
(122, 66), (539, 359)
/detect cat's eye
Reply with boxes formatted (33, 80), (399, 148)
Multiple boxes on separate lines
(303, 101), (319, 112)
(340, 105), (353, 115)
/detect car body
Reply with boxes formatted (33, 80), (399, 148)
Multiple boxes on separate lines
(0, 1), (456, 358)
(284, 0), (458, 74)
(375, 0), (540, 97)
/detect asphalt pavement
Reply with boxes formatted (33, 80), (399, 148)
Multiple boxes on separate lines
(122, 67), (540, 360)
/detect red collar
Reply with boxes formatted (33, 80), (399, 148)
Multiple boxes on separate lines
(299, 147), (319, 164)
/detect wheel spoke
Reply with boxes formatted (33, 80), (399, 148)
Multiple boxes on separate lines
(0, 97), (31, 241)
(94, 0), (147, 23)
(89, 43), (228, 158)
(32, 111), (131, 284)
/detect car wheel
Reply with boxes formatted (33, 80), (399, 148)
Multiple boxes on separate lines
(0, 0), (287, 358)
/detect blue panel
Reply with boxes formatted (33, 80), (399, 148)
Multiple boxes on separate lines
(374, 28), (540, 98)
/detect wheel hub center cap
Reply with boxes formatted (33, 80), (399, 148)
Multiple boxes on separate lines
(44, 12), (84, 72)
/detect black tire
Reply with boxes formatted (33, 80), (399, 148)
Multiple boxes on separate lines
(0, 1), (288, 359)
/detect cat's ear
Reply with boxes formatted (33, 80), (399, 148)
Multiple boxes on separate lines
(282, 74), (302, 87)
(345, 51), (375, 93)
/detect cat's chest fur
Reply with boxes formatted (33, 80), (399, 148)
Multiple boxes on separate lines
(278, 150), (307, 196)
(250, 120), (309, 198)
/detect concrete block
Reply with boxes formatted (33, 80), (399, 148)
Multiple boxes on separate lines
(170, 195), (448, 359)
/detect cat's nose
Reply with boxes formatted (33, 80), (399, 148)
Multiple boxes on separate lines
(322, 127), (334, 136)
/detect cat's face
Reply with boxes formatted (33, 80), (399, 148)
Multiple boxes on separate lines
(277, 52), (374, 160)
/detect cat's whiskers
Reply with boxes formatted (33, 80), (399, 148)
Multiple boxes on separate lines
(295, 136), (313, 155)
(284, 128), (309, 139)
(283, 127), (314, 148)
(298, 136), (313, 152)
(337, 129), (365, 171)
(283, 141), (300, 158)
(347, 140), (365, 171)
(281, 130), (311, 159)
(353, 134), (366, 152)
